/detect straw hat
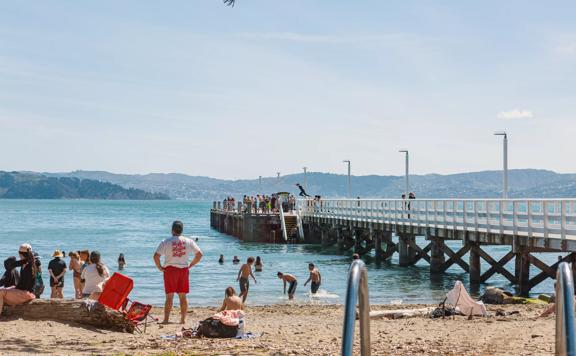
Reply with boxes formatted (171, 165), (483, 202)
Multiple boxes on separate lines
(19, 243), (32, 253)
(52, 250), (64, 258)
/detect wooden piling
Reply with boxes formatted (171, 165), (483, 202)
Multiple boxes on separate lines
(469, 242), (481, 284)
(398, 234), (416, 267)
(429, 236), (445, 273)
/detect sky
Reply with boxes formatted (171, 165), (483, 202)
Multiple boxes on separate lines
(1, 1), (575, 179)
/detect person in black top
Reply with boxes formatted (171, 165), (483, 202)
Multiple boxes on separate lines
(296, 183), (311, 198)
(0, 256), (20, 288)
(0, 243), (37, 316)
(48, 250), (66, 299)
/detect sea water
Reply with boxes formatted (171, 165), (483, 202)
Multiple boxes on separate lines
(0, 200), (557, 306)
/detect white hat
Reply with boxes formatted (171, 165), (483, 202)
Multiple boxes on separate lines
(19, 243), (32, 253)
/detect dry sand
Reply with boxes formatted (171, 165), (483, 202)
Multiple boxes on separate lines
(0, 303), (554, 355)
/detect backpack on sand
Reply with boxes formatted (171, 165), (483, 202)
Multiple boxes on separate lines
(196, 317), (238, 338)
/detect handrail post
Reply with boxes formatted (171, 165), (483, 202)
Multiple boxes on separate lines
(555, 262), (576, 355)
(342, 260), (371, 356)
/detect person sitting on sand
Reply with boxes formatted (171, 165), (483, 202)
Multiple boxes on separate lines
(232, 256), (240, 264)
(277, 272), (298, 300)
(237, 257), (257, 303)
(68, 252), (83, 299)
(304, 263), (321, 294)
(48, 250), (66, 299)
(218, 286), (244, 312)
(218, 254), (224, 264)
(118, 253), (126, 270)
(0, 244), (38, 316)
(255, 256), (263, 272)
(81, 251), (110, 300)
(0, 256), (20, 289)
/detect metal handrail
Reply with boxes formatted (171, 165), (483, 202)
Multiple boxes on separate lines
(279, 203), (288, 242)
(342, 260), (371, 356)
(556, 262), (576, 355)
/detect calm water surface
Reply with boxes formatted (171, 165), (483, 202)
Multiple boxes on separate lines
(0, 200), (556, 306)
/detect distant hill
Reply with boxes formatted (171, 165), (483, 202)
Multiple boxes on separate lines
(0, 172), (169, 200)
(39, 169), (576, 200)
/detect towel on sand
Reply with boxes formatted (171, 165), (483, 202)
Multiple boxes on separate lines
(446, 281), (487, 317)
(211, 310), (245, 326)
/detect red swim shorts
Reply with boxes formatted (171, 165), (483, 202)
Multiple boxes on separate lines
(163, 266), (190, 294)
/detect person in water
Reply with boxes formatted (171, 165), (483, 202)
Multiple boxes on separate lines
(48, 250), (66, 299)
(218, 286), (243, 311)
(0, 244), (37, 316)
(118, 253), (126, 270)
(154, 220), (203, 324)
(237, 257), (257, 303)
(0, 256), (20, 288)
(232, 256), (240, 264)
(254, 256), (263, 272)
(277, 272), (298, 299)
(304, 263), (321, 294)
(218, 254), (225, 264)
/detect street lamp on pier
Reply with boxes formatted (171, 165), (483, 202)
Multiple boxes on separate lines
(342, 160), (351, 198)
(398, 150), (409, 199)
(494, 131), (509, 199)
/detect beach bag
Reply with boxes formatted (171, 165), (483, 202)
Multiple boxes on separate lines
(34, 271), (45, 298)
(197, 317), (238, 338)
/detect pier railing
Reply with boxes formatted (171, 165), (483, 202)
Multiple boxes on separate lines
(555, 262), (576, 355)
(299, 199), (576, 239)
(342, 259), (371, 356)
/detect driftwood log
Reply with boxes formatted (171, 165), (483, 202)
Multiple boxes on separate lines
(2, 299), (135, 333)
(368, 307), (435, 320)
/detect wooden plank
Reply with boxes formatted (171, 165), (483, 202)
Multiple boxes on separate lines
(479, 250), (515, 283)
(380, 242), (398, 260)
(405, 239), (432, 264)
(529, 255), (556, 279)
(528, 253), (574, 290)
(440, 244), (470, 273)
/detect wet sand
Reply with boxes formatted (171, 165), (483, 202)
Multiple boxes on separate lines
(0, 303), (554, 355)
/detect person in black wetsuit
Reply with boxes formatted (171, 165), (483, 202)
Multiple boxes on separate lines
(0, 243), (37, 315)
(296, 183), (311, 198)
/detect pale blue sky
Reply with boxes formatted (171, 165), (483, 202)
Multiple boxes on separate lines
(1, 1), (575, 179)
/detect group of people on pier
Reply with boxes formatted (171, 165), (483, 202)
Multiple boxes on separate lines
(240, 194), (297, 214)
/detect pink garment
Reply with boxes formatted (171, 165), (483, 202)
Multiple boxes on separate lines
(446, 281), (487, 317)
(211, 310), (245, 326)
(0, 288), (35, 315)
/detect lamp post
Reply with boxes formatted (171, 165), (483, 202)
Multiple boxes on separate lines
(343, 160), (351, 198)
(399, 150), (409, 199)
(303, 167), (308, 191)
(494, 131), (508, 199)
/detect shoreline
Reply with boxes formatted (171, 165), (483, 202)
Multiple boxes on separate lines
(0, 303), (554, 355)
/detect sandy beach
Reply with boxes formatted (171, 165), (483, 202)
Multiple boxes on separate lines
(0, 303), (555, 355)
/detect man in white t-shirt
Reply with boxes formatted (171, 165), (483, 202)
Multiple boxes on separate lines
(153, 221), (203, 324)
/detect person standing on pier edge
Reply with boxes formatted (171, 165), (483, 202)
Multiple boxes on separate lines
(154, 221), (203, 324)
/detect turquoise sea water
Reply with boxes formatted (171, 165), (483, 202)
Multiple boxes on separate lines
(0, 200), (557, 306)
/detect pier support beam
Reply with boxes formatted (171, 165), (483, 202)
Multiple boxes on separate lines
(469, 242), (481, 284)
(429, 236), (445, 273)
(398, 234), (416, 267)
(516, 251), (531, 296)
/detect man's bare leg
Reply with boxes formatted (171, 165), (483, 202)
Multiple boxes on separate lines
(163, 293), (174, 324)
(178, 293), (188, 324)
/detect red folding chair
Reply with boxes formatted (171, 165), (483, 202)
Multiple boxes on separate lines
(98, 273), (157, 333)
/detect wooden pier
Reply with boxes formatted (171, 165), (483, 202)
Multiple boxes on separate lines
(300, 198), (576, 295)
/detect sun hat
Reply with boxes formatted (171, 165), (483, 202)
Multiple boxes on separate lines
(52, 250), (64, 258)
(19, 243), (32, 253)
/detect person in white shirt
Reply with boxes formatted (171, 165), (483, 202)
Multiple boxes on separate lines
(81, 251), (110, 299)
(153, 220), (203, 324)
